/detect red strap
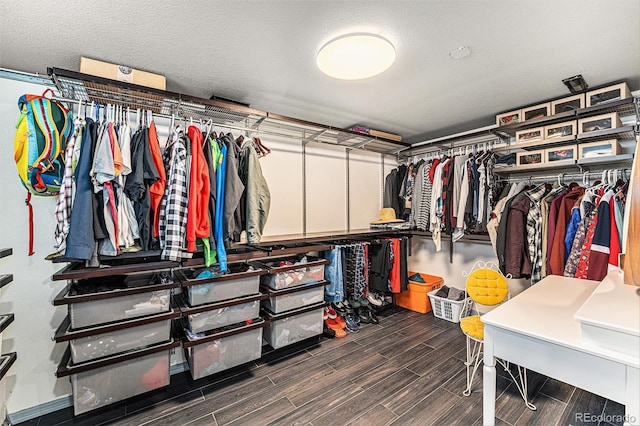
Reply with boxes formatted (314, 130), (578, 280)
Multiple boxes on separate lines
(41, 88), (55, 98)
(25, 192), (34, 256)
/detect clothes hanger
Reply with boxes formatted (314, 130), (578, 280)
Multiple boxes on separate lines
(258, 137), (271, 155)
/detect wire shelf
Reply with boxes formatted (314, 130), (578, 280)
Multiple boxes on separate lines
(48, 67), (410, 155)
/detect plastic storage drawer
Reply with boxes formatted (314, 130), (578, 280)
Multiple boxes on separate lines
(255, 256), (328, 290)
(56, 340), (179, 415)
(53, 278), (178, 330)
(263, 303), (325, 349)
(179, 294), (263, 334)
(184, 320), (266, 380)
(69, 289), (171, 329)
(175, 264), (265, 306)
(54, 310), (179, 364)
(262, 281), (327, 314)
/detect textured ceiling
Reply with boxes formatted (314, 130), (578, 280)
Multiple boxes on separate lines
(1, 0), (638, 143)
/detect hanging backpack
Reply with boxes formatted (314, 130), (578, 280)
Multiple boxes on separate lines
(13, 88), (74, 255)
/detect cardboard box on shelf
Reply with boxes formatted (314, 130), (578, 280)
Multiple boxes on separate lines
(80, 57), (166, 90)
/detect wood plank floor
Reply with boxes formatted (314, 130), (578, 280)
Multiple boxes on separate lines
(19, 309), (626, 426)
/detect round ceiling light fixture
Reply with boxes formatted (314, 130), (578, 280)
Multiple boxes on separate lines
(316, 33), (396, 80)
(449, 46), (471, 60)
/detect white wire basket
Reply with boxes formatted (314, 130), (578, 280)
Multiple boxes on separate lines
(427, 289), (471, 323)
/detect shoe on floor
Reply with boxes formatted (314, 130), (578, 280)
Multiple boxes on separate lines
(358, 307), (379, 325)
(325, 319), (347, 338)
(344, 314), (360, 332)
(324, 306), (337, 319)
(323, 324), (336, 338)
(334, 301), (353, 315)
(326, 316), (346, 329)
(367, 293), (383, 306)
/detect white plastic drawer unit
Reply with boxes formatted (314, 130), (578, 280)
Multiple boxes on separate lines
(179, 293), (264, 334)
(54, 310), (179, 364)
(174, 264), (265, 306)
(263, 302), (325, 349)
(255, 255), (329, 290)
(53, 275), (179, 329)
(261, 280), (327, 314)
(56, 340), (179, 415)
(184, 319), (267, 380)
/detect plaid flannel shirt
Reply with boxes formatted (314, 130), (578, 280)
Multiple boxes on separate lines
(159, 132), (189, 261)
(54, 119), (81, 251)
(525, 184), (550, 284)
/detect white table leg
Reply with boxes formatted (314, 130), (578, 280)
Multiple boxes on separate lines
(625, 366), (639, 426)
(483, 326), (496, 426)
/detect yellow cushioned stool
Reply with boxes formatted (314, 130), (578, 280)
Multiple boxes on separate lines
(458, 261), (536, 411)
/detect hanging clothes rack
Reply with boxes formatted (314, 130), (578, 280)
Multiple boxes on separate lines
(498, 169), (631, 184)
(47, 67), (410, 155)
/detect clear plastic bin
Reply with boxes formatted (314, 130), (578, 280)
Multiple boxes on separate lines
(256, 256), (328, 290)
(264, 304), (324, 349)
(183, 297), (261, 334)
(262, 282), (325, 314)
(185, 324), (264, 380)
(175, 265), (264, 306)
(68, 314), (174, 364)
(65, 342), (175, 415)
(69, 289), (171, 329)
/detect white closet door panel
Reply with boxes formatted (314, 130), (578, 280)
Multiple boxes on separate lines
(349, 150), (382, 229)
(259, 137), (304, 237)
(305, 142), (347, 233)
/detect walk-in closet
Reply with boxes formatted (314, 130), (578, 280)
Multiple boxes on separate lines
(0, 1), (639, 425)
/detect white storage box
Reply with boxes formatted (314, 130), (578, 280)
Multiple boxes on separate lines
(175, 264), (264, 306)
(56, 341), (178, 415)
(53, 278), (178, 330)
(180, 294), (262, 334)
(256, 256), (328, 290)
(427, 289), (472, 323)
(54, 310), (178, 364)
(262, 281), (326, 314)
(184, 320), (265, 380)
(263, 303), (324, 349)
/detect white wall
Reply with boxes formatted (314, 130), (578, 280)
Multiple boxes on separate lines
(0, 78), (70, 418)
(305, 142), (348, 233)
(349, 150), (383, 229)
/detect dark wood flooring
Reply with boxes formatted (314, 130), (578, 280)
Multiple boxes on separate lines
(18, 309), (626, 426)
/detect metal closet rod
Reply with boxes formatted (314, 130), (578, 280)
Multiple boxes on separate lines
(499, 169), (631, 184)
(52, 96), (342, 144)
(400, 139), (500, 163)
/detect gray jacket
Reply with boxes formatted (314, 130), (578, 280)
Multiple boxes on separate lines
(241, 140), (270, 244)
